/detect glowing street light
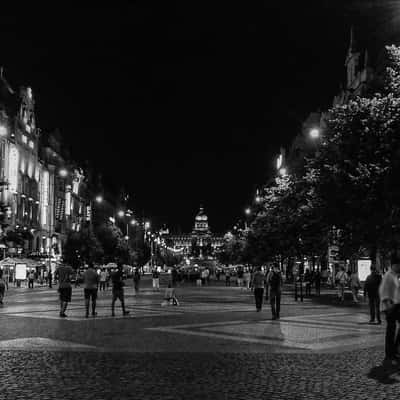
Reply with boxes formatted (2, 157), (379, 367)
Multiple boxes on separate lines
(95, 195), (103, 203)
(245, 208), (251, 215)
(59, 168), (68, 177)
(145, 221), (151, 230)
(117, 210), (125, 218)
(255, 195), (261, 203)
(130, 219), (137, 226)
(309, 128), (320, 139)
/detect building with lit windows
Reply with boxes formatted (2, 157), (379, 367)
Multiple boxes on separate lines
(0, 70), (92, 264)
(167, 206), (223, 259)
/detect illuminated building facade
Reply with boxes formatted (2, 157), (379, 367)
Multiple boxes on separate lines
(0, 70), (91, 261)
(167, 206), (223, 259)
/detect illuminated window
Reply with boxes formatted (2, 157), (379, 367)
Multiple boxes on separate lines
(27, 159), (34, 178)
(29, 140), (34, 149)
(34, 165), (40, 182)
(22, 135), (28, 144)
(20, 157), (26, 174)
(8, 145), (19, 193)
(72, 180), (79, 195)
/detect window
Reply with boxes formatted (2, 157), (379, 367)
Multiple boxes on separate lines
(29, 140), (34, 149)
(22, 135), (28, 144)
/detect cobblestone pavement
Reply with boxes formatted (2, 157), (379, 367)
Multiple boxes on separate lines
(0, 278), (399, 399)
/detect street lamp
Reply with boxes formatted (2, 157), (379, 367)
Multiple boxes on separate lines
(59, 168), (68, 177)
(245, 208), (251, 216)
(95, 195), (103, 204)
(309, 128), (320, 139)
(117, 210), (125, 218)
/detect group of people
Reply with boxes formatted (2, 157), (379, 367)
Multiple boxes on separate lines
(57, 262), (131, 318)
(251, 264), (283, 319)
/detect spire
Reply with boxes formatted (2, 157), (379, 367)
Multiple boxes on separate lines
(349, 26), (356, 53)
(364, 48), (369, 69)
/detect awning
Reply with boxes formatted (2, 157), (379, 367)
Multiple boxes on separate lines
(0, 257), (43, 268)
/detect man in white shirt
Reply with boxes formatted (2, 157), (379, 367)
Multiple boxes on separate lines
(380, 253), (400, 364)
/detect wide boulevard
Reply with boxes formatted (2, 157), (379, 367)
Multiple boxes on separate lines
(0, 276), (397, 399)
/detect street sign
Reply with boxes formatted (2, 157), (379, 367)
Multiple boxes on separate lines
(328, 245), (339, 264)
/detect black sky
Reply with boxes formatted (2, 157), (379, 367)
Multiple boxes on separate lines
(0, 1), (394, 233)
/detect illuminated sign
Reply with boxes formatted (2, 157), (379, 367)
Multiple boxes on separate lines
(8, 145), (19, 192)
(65, 186), (71, 216)
(358, 259), (371, 282)
(41, 170), (49, 226)
(15, 264), (27, 280)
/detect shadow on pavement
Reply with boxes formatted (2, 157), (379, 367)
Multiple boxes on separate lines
(367, 363), (400, 384)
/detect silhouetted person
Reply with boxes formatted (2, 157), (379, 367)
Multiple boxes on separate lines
(251, 266), (265, 312)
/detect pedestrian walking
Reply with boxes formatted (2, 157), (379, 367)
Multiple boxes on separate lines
(133, 268), (141, 294)
(243, 268), (251, 290)
(237, 267), (244, 288)
(0, 270), (6, 305)
(364, 266), (382, 324)
(162, 283), (180, 306)
(56, 264), (74, 318)
(48, 270), (53, 288)
(314, 268), (321, 296)
(99, 268), (107, 291)
(171, 267), (178, 287)
(152, 268), (160, 291)
(111, 263), (129, 317)
(335, 266), (348, 302)
(350, 270), (361, 303)
(28, 270), (35, 289)
(304, 269), (312, 297)
(216, 269), (221, 281)
(267, 264), (283, 319)
(379, 254), (400, 365)
(251, 266), (265, 312)
(225, 269), (231, 286)
(83, 262), (99, 317)
(201, 268), (207, 285)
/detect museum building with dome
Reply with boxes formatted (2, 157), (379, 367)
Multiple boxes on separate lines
(166, 206), (223, 259)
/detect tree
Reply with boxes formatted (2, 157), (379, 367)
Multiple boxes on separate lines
(304, 45), (400, 261)
(95, 222), (131, 264)
(63, 227), (104, 268)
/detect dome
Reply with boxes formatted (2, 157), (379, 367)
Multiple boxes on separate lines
(195, 206), (208, 222)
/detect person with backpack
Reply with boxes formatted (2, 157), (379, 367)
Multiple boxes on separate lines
(268, 264), (283, 319)
(335, 266), (348, 302)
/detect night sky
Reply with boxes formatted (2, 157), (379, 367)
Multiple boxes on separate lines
(0, 2), (395, 234)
